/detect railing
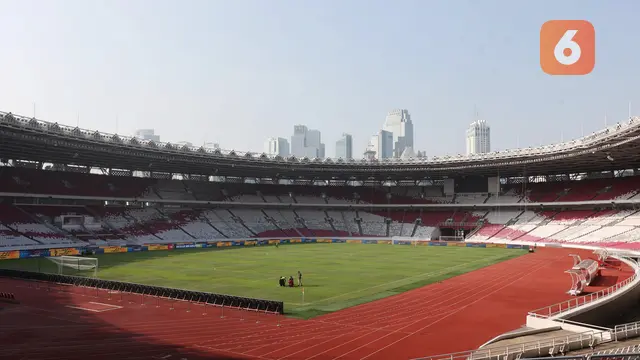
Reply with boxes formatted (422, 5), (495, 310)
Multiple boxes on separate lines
(554, 318), (613, 333)
(528, 270), (638, 319)
(527, 354), (640, 360)
(613, 320), (640, 341)
(411, 330), (609, 360)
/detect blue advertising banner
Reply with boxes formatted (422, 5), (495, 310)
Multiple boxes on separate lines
(428, 241), (449, 246)
(466, 243), (487, 248)
(175, 243), (197, 249)
(20, 249), (50, 258)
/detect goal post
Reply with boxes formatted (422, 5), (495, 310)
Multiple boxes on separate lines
(47, 256), (99, 277)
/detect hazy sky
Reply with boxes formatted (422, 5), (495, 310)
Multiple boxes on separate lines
(1, 0), (639, 158)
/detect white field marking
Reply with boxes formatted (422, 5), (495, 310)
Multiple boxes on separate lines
(65, 302), (122, 313)
(306, 253), (515, 305)
(65, 305), (101, 312)
(89, 301), (123, 309)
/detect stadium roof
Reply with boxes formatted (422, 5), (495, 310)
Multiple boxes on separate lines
(2, 111), (640, 181)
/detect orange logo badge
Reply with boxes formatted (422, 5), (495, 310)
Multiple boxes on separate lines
(540, 20), (595, 75)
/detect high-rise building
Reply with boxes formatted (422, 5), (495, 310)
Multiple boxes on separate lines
(367, 130), (393, 160)
(466, 120), (491, 155)
(382, 109), (414, 158)
(306, 129), (322, 158)
(134, 129), (160, 142)
(291, 125), (307, 157)
(335, 133), (353, 159)
(378, 130), (394, 159)
(264, 137), (290, 157)
(290, 125), (325, 158)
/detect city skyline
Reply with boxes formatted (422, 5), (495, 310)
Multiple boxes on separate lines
(266, 109), (415, 160)
(2, 1), (639, 160)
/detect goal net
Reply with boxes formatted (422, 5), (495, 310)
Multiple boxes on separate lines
(47, 256), (98, 277)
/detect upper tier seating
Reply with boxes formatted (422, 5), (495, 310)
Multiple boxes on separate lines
(3, 168), (640, 249)
(0, 167), (153, 197)
(3, 167), (640, 205)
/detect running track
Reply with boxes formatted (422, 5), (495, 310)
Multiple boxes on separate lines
(0, 248), (633, 360)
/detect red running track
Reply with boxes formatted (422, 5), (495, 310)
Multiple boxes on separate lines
(0, 248), (633, 360)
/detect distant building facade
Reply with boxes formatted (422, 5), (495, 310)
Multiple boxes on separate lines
(367, 130), (393, 160)
(290, 125), (325, 158)
(466, 120), (491, 155)
(382, 109), (414, 158)
(335, 133), (353, 159)
(264, 137), (290, 157)
(134, 129), (160, 142)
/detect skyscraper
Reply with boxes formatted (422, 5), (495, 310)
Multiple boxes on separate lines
(306, 129), (322, 158)
(290, 125), (325, 158)
(367, 130), (393, 160)
(335, 133), (353, 159)
(378, 130), (394, 159)
(466, 120), (491, 155)
(291, 125), (308, 157)
(382, 109), (414, 158)
(264, 137), (290, 157)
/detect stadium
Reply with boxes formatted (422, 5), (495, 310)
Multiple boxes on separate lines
(0, 110), (640, 360)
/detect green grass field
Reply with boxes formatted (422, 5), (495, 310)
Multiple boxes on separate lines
(0, 244), (525, 318)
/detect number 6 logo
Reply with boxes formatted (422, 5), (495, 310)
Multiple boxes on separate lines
(541, 20), (595, 75)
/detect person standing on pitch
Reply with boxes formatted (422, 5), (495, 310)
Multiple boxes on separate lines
(297, 271), (303, 287)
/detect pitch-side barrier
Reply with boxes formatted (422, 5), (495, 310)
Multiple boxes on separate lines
(0, 268), (284, 316)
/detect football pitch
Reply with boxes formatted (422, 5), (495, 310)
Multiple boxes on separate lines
(0, 243), (526, 318)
